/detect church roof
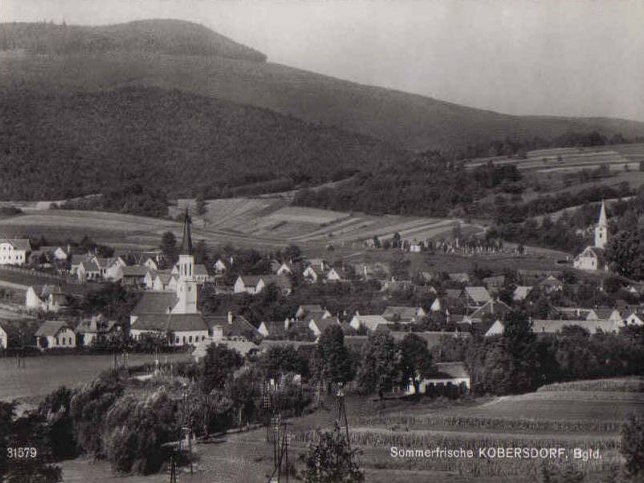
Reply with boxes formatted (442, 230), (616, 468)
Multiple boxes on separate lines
(133, 313), (208, 333)
(132, 292), (178, 315)
(180, 209), (193, 255)
(598, 200), (607, 226)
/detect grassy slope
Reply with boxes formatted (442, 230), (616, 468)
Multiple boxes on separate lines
(1, 21), (644, 153)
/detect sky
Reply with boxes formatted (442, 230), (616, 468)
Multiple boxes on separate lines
(3, 0), (644, 122)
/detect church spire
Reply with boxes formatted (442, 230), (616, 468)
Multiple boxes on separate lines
(180, 208), (193, 255)
(598, 200), (607, 227)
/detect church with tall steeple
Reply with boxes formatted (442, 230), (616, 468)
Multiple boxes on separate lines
(573, 201), (609, 271)
(129, 209), (211, 345)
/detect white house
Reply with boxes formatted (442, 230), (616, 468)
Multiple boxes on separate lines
(234, 275), (292, 295)
(308, 316), (341, 337)
(0, 238), (31, 266)
(381, 306), (426, 323)
(213, 258), (229, 274)
(574, 201), (609, 272)
(25, 285), (67, 312)
(75, 315), (118, 347)
(624, 311), (644, 326)
(303, 265), (325, 283)
(326, 267), (344, 282)
(35, 320), (76, 349)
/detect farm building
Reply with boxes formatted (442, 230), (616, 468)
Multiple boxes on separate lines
(75, 315), (119, 347)
(77, 260), (101, 281)
(35, 320), (76, 349)
(407, 362), (471, 395)
(120, 265), (151, 287)
(25, 285), (68, 312)
(39, 246), (69, 261)
(513, 286), (533, 302)
(258, 320), (288, 338)
(307, 316), (341, 338)
(0, 238), (31, 266)
(465, 298), (512, 323)
(295, 304), (330, 319)
(234, 274), (292, 295)
(206, 312), (262, 342)
(486, 318), (623, 337)
(144, 270), (177, 291)
(586, 308), (622, 323)
(539, 275), (564, 294)
(482, 275), (505, 293)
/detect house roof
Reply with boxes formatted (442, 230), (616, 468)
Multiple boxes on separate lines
(464, 286), (492, 304)
(353, 315), (391, 331)
(311, 317), (340, 333)
(131, 292), (178, 315)
(448, 273), (470, 283)
(296, 304), (323, 316)
(305, 309), (331, 322)
(540, 275), (563, 287)
(75, 316), (117, 334)
(194, 264), (209, 276)
(343, 335), (369, 351)
(513, 286), (533, 301)
(381, 306), (423, 322)
(2, 238), (31, 251)
(122, 265), (150, 277)
(589, 308), (619, 320)
(258, 340), (316, 352)
(35, 320), (70, 337)
(483, 275), (505, 286)
(388, 331), (470, 350)
(433, 362), (469, 379)
(260, 320), (287, 336)
(132, 313), (208, 333)
(70, 254), (89, 265)
(261, 275), (292, 290)
(445, 289), (462, 300)
(206, 314), (260, 340)
(469, 298), (512, 320)
(80, 260), (100, 272)
(532, 319), (619, 334)
(238, 275), (263, 286)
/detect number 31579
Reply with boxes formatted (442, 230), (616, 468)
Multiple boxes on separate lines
(7, 447), (37, 459)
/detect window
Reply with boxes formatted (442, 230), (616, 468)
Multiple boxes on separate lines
(188, 335), (192, 343)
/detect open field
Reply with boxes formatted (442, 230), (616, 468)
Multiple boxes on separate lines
(0, 353), (191, 404)
(59, 378), (641, 482)
(0, 201), (484, 253)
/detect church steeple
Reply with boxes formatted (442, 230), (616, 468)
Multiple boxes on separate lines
(594, 200), (608, 249)
(180, 208), (193, 256)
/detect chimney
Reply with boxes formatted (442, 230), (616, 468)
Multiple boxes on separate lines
(227, 311), (233, 324)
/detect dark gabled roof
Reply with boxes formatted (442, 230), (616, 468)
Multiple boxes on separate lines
(35, 320), (71, 337)
(469, 298), (512, 319)
(122, 265), (150, 277)
(206, 314), (260, 340)
(238, 275), (263, 287)
(261, 275), (292, 290)
(311, 317), (340, 333)
(80, 260), (100, 272)
(194, 264), (209, 276)
(305, 310), (331, 322)
(131, 292), (178, 315)
(389, 331), (470, 350)
(2, 238), (31, 251)
(75, 316), (117, 334)
(258, 340), (316, 351)
(260, 320), (287, 336)
(132, 313), (208, 333)
(464, 286), (492, 304)
(344, 335), (369, 351)
(70, 254), (89, 265)
(433, 362), (470, 379)
(296, 304), (323, 316)
(445, 289), (462, 300)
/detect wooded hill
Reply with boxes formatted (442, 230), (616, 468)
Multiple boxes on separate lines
(1, 19), (643, 155)
(0, 86), (408, 200)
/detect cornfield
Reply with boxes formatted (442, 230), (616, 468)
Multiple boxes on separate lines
(537, 378), (644, 393)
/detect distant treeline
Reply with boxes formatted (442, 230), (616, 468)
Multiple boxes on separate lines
(60, 184), (168, 218)
(456, 131), (643, 160)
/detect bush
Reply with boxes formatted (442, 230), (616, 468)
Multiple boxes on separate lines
(620, 414), (644, 478)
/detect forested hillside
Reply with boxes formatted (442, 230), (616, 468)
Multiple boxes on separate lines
(0, 86), (408, 200)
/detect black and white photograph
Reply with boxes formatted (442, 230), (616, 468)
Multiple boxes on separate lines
(0, 1), (643, 482)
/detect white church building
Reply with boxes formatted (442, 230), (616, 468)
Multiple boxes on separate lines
(573, 201), (609, 272)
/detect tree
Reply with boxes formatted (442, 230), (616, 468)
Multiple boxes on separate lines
(200, 344), (244, 394)
(311, 326), (355, 387)
(160, 231), (178, 268)
(260, 345), (308, 380)
(605, 229), (644, 280)
(395, 333), (433, 394)
(357, 331), (396, 398)
(620, 414), (644, 478)
(302, 423), (364, 483)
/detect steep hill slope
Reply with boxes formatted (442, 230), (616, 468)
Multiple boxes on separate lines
(1, 20), (643, 152)
(0, 87), (408, 200)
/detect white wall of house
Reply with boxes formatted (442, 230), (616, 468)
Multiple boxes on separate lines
(37, 329), (76, 349)
(0, 328), (7, 349)
(0, 243), (27, 265)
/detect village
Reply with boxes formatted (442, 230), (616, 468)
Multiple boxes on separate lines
(0, 202), (641, 390)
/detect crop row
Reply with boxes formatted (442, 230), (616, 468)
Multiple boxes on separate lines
(353, 415), (622, 433)
(537, 378), (644, 393)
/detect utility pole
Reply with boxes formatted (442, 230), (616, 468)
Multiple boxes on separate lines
(335, 383), (350, 446)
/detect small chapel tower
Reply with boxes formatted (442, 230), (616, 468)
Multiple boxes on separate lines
(594, 200), (608, 249)
(174, 209), (198, 314)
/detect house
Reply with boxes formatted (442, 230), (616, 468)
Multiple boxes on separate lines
(349, 314), (391, 332)
(484, 319), (505, 337)
(624, 311), (644, 326)
(35, 320), (76, 349)
(0, 238), (31, 266)
(573, 201), (609, 272)
(206, 312), (262, 342)
(303, 265), (325, 283)
(308, 316), (340, 338)
(120, 265), (150, 288)
(353, 262), (391, 281)
(539, 275), (563, 294)
(142, 256), (159, 272)
(258, 320), (288, 338)
(388, 331), (471, 351)
(144, 270), (176, 291)
(408, 362), (471, 395)
(193, 264), (212, 283)
(513, 286), (533, 302)
(326, 267), (344, 282)
(129, 212), (210, 346)
(25, 285), (67, 312)
(295, 304), (328, 319)
(273, 261), (294, 276)
(75, 315), (118, 346)
(465, 298), (512, 323)
(234, 274), (292, 295)
(586, 308), (622, 324)
(409, 242), (422, 253)
(213, 258), (229, 274)
(381, 306), (427, 323)
(40, 246), (69, 262)
(531, 319), (620, 335)
(0, 324), (7, 350)
(554, 307), (594, 320)
(77, 260), (101, 282)
(463, 286), (492, 309)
